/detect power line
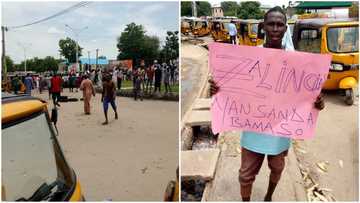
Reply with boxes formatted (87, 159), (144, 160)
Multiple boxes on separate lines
(6, 2), (91, 30)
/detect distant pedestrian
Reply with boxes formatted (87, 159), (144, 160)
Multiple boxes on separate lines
(24, 73), (33, 95)
(51, 73), (63, 107)
(80, 74), (96, 115)
(35, 76), (40, 91)
(154, 60), (162, 94)
(76, 74), (83, 92)
(134, 68), (144, 101)
(164, 67), (171, 94)
(228, 20), (237, 45)
(146, 65), (155, 92)
(69, 73), (76, 92)
(101, 74), (118, 125)
(112, 68), (118, 88)
(170, 61), (176, 85)
(11, 75), (21, 95)
(47, 75), (52, 99)
(117, 68), (123, 90)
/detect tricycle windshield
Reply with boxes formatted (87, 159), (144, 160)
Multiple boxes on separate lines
(2, 112), (74, 201)
(250, 23), (258, 35)
(327, 26), (359, 53)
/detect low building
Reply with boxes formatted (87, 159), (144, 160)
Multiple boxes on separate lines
(212, 3), (224, 18)
(294, 1), (353, 18)
(79, 58), (109, 71)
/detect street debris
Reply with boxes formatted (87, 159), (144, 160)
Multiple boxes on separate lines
(293, 141), (337, 202)
(339, 160), (344, 168)
(141, 167), (148, 174)
(316, 161), (329, 173)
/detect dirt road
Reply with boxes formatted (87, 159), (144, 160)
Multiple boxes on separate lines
(293, 91), (359, 201)
(34, 90), (178, 201)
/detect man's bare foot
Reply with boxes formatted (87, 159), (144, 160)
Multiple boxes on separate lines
(102, 121), (108, 125)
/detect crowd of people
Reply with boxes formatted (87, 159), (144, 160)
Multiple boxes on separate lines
(5, 59), (178, 124)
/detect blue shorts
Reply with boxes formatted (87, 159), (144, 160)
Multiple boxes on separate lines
(103, 97), (117, 112)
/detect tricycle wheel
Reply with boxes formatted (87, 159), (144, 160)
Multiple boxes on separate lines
(345, 88), (354, 105)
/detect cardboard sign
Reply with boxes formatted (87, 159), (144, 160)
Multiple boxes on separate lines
(209, 43), (331, 139)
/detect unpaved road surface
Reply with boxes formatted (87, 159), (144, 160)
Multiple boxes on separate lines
(34, 90), (178, 201)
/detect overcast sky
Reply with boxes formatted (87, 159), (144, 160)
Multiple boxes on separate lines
(1, 1), (179, 63)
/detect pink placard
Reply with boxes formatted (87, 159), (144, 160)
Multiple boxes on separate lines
(209, 43), (331, 139)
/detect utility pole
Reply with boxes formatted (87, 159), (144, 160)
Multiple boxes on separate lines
(18, 42), (31, 74)
(88, 51), (90, 71)
(192, 1), (197, 17)
(2, 26), (7, 80)
(96, 48), (99, 70)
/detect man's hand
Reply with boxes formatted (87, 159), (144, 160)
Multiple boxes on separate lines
(314, 93), (325, 110)
(209, 78), (219, 97)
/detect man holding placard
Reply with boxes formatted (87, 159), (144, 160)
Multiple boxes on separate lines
(209, 7), (329, 201)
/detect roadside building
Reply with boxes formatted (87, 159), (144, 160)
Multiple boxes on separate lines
(211, 3), (224, 18)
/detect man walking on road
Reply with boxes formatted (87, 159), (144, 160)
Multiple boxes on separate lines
(228, 20), (237, 45)
(210, 6), (325, 201)
(101, 73), (118, 125)
(51, 73), (62, 107)
(80, 74), (96, 115)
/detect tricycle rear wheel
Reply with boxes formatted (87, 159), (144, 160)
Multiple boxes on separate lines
(345, 88), (354, 106)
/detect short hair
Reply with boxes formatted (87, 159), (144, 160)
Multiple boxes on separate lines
(264, 6), (287, 23)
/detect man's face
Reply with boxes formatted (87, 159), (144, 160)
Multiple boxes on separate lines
(264, 11), (287, 46)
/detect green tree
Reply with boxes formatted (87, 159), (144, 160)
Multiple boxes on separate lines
(238, 1), (264, 19)
(41, 56), (58, 72)
(181, 1), (211, 16)
(197, 1), (211, 16)
(141, 35), (160, 65)
(5, 56), (15, 72)
(117, 23), (160, 66)
(221, 1), (240, 17)
(181, 1), (192, 16)
(160, 31), (179, 63)
(58, 37), (83, 63)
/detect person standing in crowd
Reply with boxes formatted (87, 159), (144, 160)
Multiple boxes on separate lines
(24, 73), (33, 95)
(228, 20), (237, 45)
(112, 68), (118, 89)
(47, 74), (52, 99)
(80, 74), (96, 115)
(101, 73), (118, 125)
(164, 66), (171, 94)
(39, 76), (45, 94)
(76, 73), (83, 92)
(146, 64), (155, 93)
(50, 72), (62, 107)
(35, 75), (40, 92)
(117, 67), (123, 90)
(11, 75), (21, 95)
(154, 60), (162, 94)
(133, 68), (144, 101)
(170, 60), (176, 85)
(68, 73), (74, 92)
